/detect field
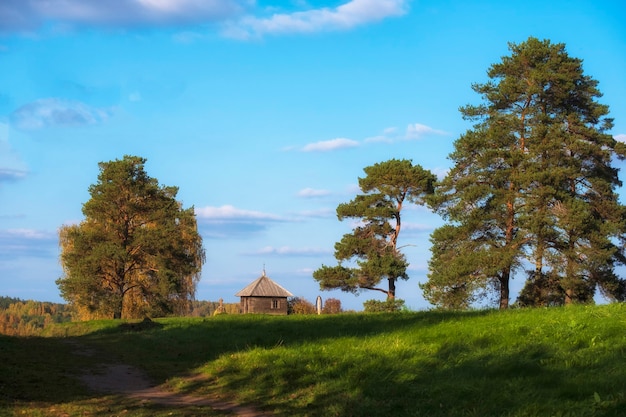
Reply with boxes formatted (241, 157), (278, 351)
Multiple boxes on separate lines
(1, 304), (625, 416)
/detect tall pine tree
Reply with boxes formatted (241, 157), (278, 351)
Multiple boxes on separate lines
(423, 37), (626, 309)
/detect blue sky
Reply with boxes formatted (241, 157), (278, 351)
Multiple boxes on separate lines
(1, 0), (625, 311)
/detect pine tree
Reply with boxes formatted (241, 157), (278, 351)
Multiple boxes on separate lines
(423, 37), (626, 309)
(57, 155), (205, 319)
(314, 159), (435, 300)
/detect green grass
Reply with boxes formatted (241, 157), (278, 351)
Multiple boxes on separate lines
(2, 305), (626, 416)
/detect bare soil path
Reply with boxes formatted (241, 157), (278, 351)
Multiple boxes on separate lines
(66, 340), (273, 417)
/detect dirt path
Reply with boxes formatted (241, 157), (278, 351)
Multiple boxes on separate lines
(67, 340), (273, 416)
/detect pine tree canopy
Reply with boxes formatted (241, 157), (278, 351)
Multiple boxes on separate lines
(56, 155), (205, 319)
(314, 159), (436, 300)
(421, 37), (626, 309)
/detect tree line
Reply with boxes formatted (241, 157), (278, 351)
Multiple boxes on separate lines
(0, 296), (344, 334)
(55, 37), (626, 316)
(315, 37), (626, 309)
(0, 297), (72, 336)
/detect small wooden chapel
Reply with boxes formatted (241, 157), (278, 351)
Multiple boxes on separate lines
(235, 270), (293, 315)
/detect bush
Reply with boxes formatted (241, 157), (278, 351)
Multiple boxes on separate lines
(363, 299), (405, 313)
(288, 297), (316, 314)
(322, 298), (342, 314)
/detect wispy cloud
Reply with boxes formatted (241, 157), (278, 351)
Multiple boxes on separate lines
(401, 222), (436, 235)
(0, 0), (407, 37)
(0, 122), (28, 179)
(365, 123), (448, 144)
(0, 168), (27, 182)
(405, 123), (447, 139)
(10, 98), (112, 130)
(301, 138), (359, 152)
(196, 205), (283, 221)
(196, 205), (286, 239)
(614, 134), (626, 143)
(222, 0), (408, 39)
(0, 228), (57, 259)
(244, 246), (332, 257)
(0, 0), (246, 32)
(297, 188), (332, 198)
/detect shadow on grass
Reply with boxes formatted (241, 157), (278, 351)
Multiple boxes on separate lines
(201, 333), (626, 416)
(6, 309), (625, 416)
(79, 310), (495, 381)
(0, 333), (231, 416)
(1, 311), (492, 412)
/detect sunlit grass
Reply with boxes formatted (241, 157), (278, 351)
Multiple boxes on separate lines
(2, 305), (626, 416)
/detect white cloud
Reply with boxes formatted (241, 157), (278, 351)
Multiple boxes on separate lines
(196, 205), (287, 239)
(195, 205), (283, 221)
(302, 138), (359, 152)
(365, 123), (447, 144)
(614, 134), (626, 143)
(297, 187), (331, 198)
(432, 167), (449, 180)
(1, 0), (407, 35)
(10, 98), (112, 130)
(246, 246), (331, 257)
(222, 0), (408, 39)
(405, 123), (447, 140)
(0, 228), (57, 259)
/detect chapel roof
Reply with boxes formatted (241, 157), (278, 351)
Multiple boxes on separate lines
(235, 272), (293, 297)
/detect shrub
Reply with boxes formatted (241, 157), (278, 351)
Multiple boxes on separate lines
(322, 298), (343, 314)
(363, 299), (405, 313)
(288, 297), (316, 314)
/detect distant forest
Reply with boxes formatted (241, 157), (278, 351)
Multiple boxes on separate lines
(0, 296), (343, 336)
(0, 296), (72, 336)
(0, 296), (239, 336)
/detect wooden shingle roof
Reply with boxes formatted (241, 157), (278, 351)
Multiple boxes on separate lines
(235, 273), (293, 297)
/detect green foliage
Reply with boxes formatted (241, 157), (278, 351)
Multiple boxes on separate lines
(516, 271), (569, 307)
(426, 37), (626, 309)
(56, 155), (205, 320)
(363, 298), (406, 312)
(6, 305), (626, 416)
(314, 159), (435, 300)
(0, 296), (22, 309)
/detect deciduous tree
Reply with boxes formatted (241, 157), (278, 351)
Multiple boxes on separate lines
(56, 155), (205, 319)
(322, 298), (343, 314)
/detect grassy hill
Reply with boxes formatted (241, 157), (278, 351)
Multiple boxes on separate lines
(1, 304), (625, 416)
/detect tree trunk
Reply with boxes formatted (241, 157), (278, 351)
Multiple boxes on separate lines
(564, 288), (574, 305)
(499, 268), (510, 309)
(113, 296), (124, 319)
(387, 278), (396, 299)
